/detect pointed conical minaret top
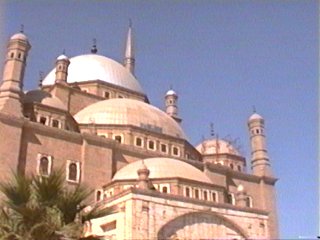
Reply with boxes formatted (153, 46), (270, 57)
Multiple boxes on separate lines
(124, 20), (135, 74)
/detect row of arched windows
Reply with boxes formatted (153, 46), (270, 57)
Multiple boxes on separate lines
(184, 186), (218, 202)
(37, 154), (80, 183)
(226, 193), (253, 207)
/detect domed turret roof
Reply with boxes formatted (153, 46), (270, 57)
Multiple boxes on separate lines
(166, 89), (177, 96)
(195, 138), (241, 157)
(10, 32), (28, 41)
(56, 54), (69, 60)
(24, 90), (67, 111)
(42, 54), (144, 94)
(74, 98), (187, 139)
(248, 113), (263, 121)
(112, 158), (212, 184)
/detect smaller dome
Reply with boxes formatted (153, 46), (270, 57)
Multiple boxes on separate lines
(24, 90), (67, 111)
(249, 113), (263, 121)
(10, 32), (28, 41)
(113, 158), (212, 184)
(196, 139), (241, 157)
(166, 89), (177, 96)
(74, 98), (187, 139)
(57, 54), (69, 60)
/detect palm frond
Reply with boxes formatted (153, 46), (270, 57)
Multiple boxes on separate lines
(57, 185), (91, 224)
(0, 172), (31, 207)
(32, 170), (64, 207)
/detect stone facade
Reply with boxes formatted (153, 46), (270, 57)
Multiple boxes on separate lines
(0, 29), (279, 239)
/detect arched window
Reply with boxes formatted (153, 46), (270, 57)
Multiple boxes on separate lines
(39, 116), (47, 125)
(113, 135), (123, 143)
(237, 165), (242, 172)
(185, 187), (190, 197)
(37, 154), (52, 177)
(160, 144), (167, 153)
(230, 163), (234, 169)
(172, 146), (179, 156)
(227, 193), (235, 205)
(104, 91), (110, 99)
(135, 137), (143, 147)
(10, 52), (14, 58)
(69, 163), (77, 181)
(246, 196), (253, 208)
(203, 190), (208, 200)
(96, 190), (102, 201)
(194, 189), (200, 199)
(211, 191), (217, 202)
(162, 186), (168, 193)
(52, 119), (59, 128)
(39, 157), (49, 176)
(148, 140), (155, 150)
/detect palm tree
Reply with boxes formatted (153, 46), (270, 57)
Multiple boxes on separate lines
(0, 171), (115, 240)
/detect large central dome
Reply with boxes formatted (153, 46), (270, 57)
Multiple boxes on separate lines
(42, 54), (144, 94)
(74, 98), (187, 139)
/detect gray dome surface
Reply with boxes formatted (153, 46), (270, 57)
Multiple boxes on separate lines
(74, 98), (187, 139)
(42, 54), (144, 94)
(113, 157), (212, 184)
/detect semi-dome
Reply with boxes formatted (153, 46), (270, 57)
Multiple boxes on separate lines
(113, 157), (212, 184)
(196, 139), (241, 157)
(24, 90), (67, 111)
(74, 98), (187, 139)
(42, 54), (144, 94)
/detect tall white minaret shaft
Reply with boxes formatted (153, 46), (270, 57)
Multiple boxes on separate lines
(165, 88), (182, 123)
(0, 31), (31, 117)
(123, 22), (135, 74)
(247, 112), (272, 176)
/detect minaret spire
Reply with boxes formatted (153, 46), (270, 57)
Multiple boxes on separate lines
(124, 20), (135, 74)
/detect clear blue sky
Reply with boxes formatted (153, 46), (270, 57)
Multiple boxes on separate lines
(1, 1), (318, 238)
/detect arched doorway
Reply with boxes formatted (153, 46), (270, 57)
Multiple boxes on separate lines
(157, 211), (248, 240)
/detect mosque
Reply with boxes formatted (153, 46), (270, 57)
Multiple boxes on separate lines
(0, 26), (278, 239)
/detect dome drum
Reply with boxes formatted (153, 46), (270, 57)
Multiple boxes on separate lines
(69, 79), (147, 102)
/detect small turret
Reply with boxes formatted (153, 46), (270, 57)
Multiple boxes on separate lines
(123, 21), (135, 74)
(248, 112), (272, 177)
(137, 160), (150, 190)
(165, 88), (181, 123)
(236, 184), (247, 207)
(55, 53), (70, 85)
(0, 30), (31, 117)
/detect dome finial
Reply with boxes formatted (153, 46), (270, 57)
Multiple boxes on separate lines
(252, 105), (256, 113)
(38, 71), (44, 88)
(124, 22), (135, 74)
(20, 24), (24, 33)
(129, 18), (132, 28)
(62, 49), (66, 55)
(91, 38), (98, 54)
(210, 122), (215, 137)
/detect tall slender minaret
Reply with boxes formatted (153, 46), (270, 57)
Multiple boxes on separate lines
(0, 31), (31, 117)
(247, 112), (272, 176)
(248, 111), (279, 239)
(123, 21), (135, 74)
(165, 88), (181, 123)
(55, 54), (70, 84)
